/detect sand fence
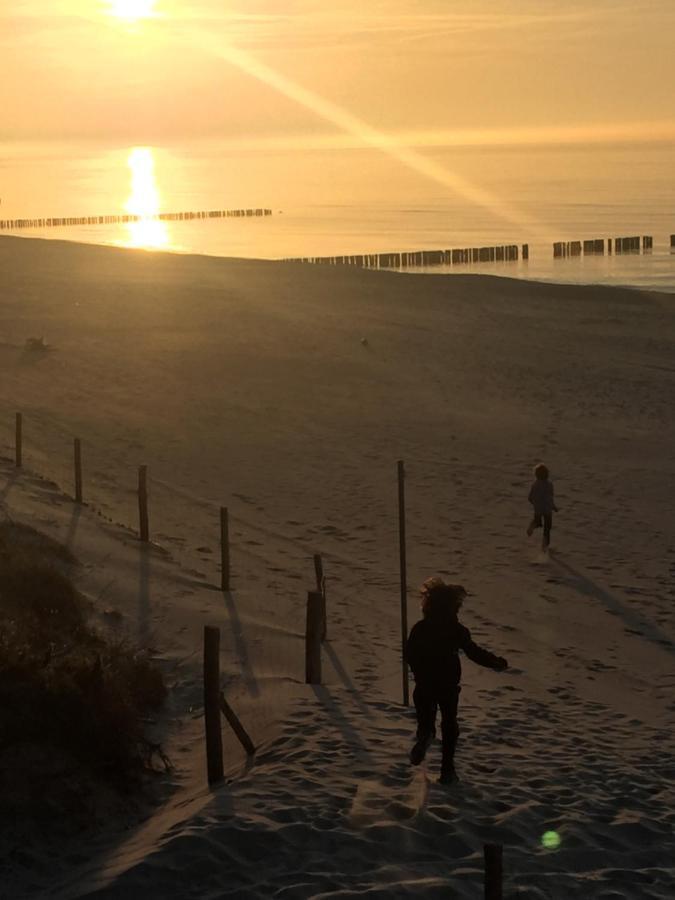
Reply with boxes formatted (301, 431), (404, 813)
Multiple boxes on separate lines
(4, 410), (508, 897)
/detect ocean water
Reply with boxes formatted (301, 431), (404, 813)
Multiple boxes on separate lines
(1, 139), (674, 291)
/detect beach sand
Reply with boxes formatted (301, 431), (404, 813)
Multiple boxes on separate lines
(1, 235), (674, 899)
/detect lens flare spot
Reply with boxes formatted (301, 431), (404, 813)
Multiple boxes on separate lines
(541, 830), (561, 850)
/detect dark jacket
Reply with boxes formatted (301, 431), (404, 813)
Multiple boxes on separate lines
(405, 616), (505, 689)
(528, 479), (556, 515)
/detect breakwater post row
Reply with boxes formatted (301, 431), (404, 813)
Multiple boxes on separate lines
(0, 208), (273, 231)
(284, 244), (526, 269)
(553, 235), (653, 257)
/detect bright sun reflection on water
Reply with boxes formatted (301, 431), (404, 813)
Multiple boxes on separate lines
(124, 147), (169, 250)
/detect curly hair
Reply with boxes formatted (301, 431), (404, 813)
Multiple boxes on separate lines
(534, 463), (549, 480)
(420, 578), (466, 620)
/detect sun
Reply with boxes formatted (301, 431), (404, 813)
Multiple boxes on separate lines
(106, 0), (157, 22)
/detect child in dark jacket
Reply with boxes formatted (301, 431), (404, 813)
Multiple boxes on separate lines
(405, 578), (508, 784)
(526, 462), (559, 550)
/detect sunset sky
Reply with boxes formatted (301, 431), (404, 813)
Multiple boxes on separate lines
(3, 0), (675, 147)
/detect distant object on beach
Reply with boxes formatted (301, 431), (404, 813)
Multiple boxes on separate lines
(0, 208), (273, 231)
(24, 336), (48, 353)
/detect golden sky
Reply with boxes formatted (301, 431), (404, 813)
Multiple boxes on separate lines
(2, 1), (674, 146)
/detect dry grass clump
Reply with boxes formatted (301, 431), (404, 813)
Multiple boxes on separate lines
(0, 521), (166, 797)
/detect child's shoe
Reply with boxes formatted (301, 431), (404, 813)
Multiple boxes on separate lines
(438, 765), (457, 785)
(409, 731), (435, 766)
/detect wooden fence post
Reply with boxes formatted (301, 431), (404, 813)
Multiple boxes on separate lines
(15, 413), (22, 468)
(484, 843), (503, 900)
(74, 438), (83, 503)
(220, 507), (230, 592)
(398, 460), (409, 706)
(138, 465), (149, 542)
(313, 553), (327, 640)
(204, 626), (224, 785)
(305, 590), (323, 684)
(219, 692), (256, 756)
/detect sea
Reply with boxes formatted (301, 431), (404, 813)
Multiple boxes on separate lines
(2, 138), (674, 292)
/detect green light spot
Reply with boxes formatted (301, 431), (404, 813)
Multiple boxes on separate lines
(541, 830), (561, 849)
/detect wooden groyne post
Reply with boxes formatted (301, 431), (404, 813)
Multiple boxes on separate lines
(74, 438), (83, 503)
(615, 236), (640, 253)
(484, 843), (503, 900)
(15, 413), (22, 468)
(204, 626), (224, 785)
(138, 465), (149, 542)
(398, 460), (409, 707)
(305, 590), (323, 684)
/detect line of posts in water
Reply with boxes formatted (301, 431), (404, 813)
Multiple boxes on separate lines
(286, 232), (675, 268)
(553, 235), (656, 257)
(284, 244), (526, 269)
(0, 208), (273, 231)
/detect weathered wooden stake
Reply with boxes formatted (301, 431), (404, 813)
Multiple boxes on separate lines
(220, 507), (230, 592)
(219, 692), (256, 756)
(398, 460), (409, 706)
(74, 438), (83, 503)
(204, 626), (224, 785)
(15, 413), (22, 468)
(484, 843), (503, 900)
(313, 553), (327, 640)
(305, 590), (323, 684)
(138, 465), (149, 542)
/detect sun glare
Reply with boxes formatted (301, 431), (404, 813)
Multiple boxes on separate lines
(106, 0), (157, 22)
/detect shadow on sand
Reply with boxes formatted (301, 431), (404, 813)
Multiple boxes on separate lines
(222, 590), (260, 698)
(0, 467), (18, 504)
(138, 542), (150, 647)
(552, 554), (675, 659)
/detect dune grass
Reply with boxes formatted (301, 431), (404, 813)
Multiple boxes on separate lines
(0, 520), (167, 817)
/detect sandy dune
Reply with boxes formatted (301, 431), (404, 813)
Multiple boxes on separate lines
(1, 235), (674, 899)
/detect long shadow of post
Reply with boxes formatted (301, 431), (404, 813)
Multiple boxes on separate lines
(65, 504), (82, 552)
(222, 590), (259, 698)
(324, 642), (376, 721)
(552, 556), (675, 659)
(138, 544), (150, 647)
(0, 469), (18, 505)
(310, 683), (374, 765)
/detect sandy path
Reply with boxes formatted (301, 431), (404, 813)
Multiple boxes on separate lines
(1, 236), (674, 898)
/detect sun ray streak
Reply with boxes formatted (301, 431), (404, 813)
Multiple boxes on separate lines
(179, 29), (552, 242)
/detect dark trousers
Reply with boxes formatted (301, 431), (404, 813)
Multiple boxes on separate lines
(532, 513), (553, 546)
(413, 683), (460, 769)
